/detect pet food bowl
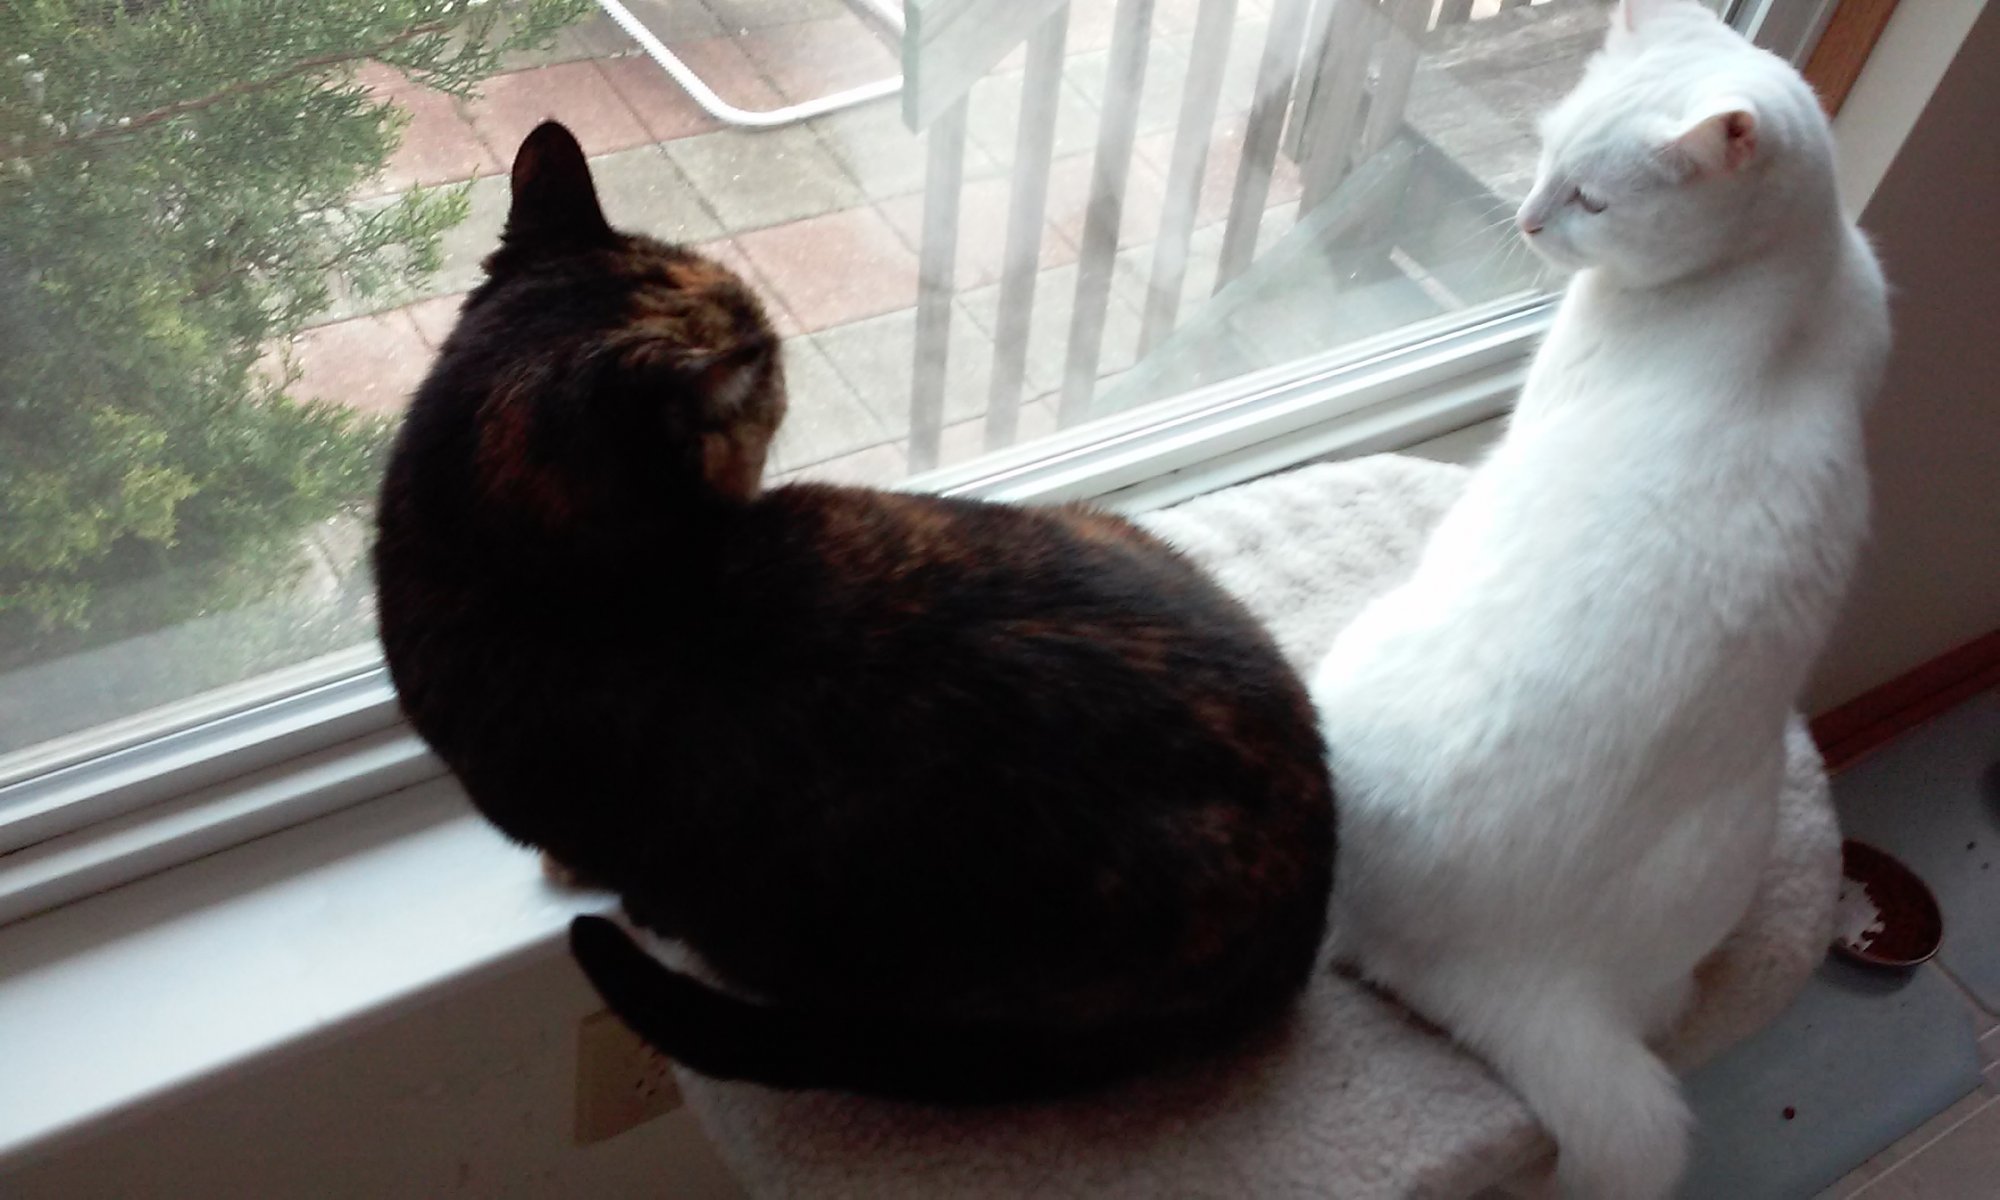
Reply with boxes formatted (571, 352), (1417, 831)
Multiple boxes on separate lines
(1831, 839), (1943, 969)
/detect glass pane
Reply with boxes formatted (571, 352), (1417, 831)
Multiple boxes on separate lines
(0, 0), (1615, 770)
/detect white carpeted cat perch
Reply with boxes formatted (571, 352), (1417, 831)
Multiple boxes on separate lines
(671, 455), (1842, 1199)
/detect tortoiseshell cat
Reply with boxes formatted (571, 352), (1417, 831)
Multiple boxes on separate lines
(373, 122), (1335, 1103)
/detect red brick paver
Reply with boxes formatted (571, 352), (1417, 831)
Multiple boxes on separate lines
(287, 311), (433, 416)
(315, 0), (1321, 480)
(695, 237), (804, 336)
(355, 60), (412, 98)
(735, 15), (898, 105)
(772, 441), (906, 488)
(595, 37), (784, 143)
(404, 292), (469, 350)
(465, 60), (652, 162)
(1134, 118), (1302, 230)
(877, 176), (1077, 290)
(734, 206), (919, 332)
(1063, 0), (1126, 54)
(1042, 149), (1171, 256)
(364, 88), (504, 198)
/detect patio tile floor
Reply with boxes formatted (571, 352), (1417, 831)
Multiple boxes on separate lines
(594, 39), (782, 143)
(735, 15), (899, 103)
(290, 0), (1555, 486)
(774, 441), (908, 488)
(705, 0), (850, 32)
(285, 311), (433, 418)
(810, 103), (1001, 200)
(403, 293), (468, 351)
(576, 0), (727, 51)
(1042, 147), (1173, 257)
(664, 124), (867, 233)
(733, 205), (919, 331)
(959, 259), (1149, 399)
(1063, 40), (1194, 139)
(1059, 0), (1128, 56)
(365, 88), (500, 198)
(426, 174), (514, 299)
(769, 337), (888, 473)
(1133, 117), (1305, 227)
(693, 236), (806, 336)
(964, 68), (1107, 167)
(811, 301), (1002, 430)
(589, 144), (728, 242)
(875, 177), (1076, 291)
(463, 59), (652, 160)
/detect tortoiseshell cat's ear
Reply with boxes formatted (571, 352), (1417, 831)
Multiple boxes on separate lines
(505, 121), (613, 248)
(615, 333), (784, 500)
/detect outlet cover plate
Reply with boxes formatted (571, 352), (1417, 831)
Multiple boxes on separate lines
(575, 1008), (683, 1145)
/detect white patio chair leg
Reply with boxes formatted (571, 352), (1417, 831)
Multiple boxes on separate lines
(595, 0), (903, 131)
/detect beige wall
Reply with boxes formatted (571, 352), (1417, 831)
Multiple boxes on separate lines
(1805, 0), (2000, 711)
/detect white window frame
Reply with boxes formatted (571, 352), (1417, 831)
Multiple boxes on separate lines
(0, 0), (1824, 931)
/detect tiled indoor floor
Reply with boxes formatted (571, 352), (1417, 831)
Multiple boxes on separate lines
(284, 0), (1303, 487)
(1819, 1057), (2000, 1199)
(1811, 692), (2000, 1198)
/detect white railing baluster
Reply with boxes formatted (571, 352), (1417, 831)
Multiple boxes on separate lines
(1138, 0), (1239, 356)
(984, 10), (1071, 451)
(1057, 0), (1157, 427)
(1281, 0), (1338, 162)
(1295, 0), (1380, 214)
(1361, 0), (1427, 158)
(1215, 0), (1313, 287)
(909, 99), (970, 472)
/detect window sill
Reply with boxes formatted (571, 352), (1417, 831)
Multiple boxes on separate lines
(0, 296), (1549, 1172)
(0, 775), (605, 1171)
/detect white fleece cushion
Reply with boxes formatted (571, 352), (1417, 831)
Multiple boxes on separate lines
(673, 455), (1841, 1199)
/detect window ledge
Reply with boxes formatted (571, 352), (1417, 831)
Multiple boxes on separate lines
(0, 295), (1553, 1172)
(0, 775), (604, 1171)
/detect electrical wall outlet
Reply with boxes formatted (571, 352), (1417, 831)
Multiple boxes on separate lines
(574, 1008), (683, 1145)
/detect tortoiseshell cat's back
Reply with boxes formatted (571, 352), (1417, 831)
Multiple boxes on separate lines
(373, 122), (1336, 1103)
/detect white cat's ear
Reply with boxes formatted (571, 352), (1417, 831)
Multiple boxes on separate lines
(1618, 0), (1683, 32)
(1607, 0), (1677, 53)
(1665, 104), (1758, 176)
(1612, 0), (1719, 47)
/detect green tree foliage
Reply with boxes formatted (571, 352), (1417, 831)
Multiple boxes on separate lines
(0, 0), (586, 668)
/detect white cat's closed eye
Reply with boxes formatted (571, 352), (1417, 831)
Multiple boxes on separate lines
(1570, 187), (1607, 214)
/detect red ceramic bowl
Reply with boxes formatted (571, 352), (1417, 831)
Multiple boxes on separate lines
(1831, 839), (1944, 968)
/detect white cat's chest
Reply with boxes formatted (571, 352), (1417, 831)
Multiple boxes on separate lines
(1322, 287), (1868, 773)
(1462, 290), (1866, 616)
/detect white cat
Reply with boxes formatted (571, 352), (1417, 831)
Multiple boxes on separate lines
(1310, 3), (1888, 1198)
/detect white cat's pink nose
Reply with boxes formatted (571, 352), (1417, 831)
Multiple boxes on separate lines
(1518, 214), (1544, 236)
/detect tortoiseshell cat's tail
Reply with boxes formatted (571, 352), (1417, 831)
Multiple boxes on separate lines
(570, 916), (1216, 1104)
